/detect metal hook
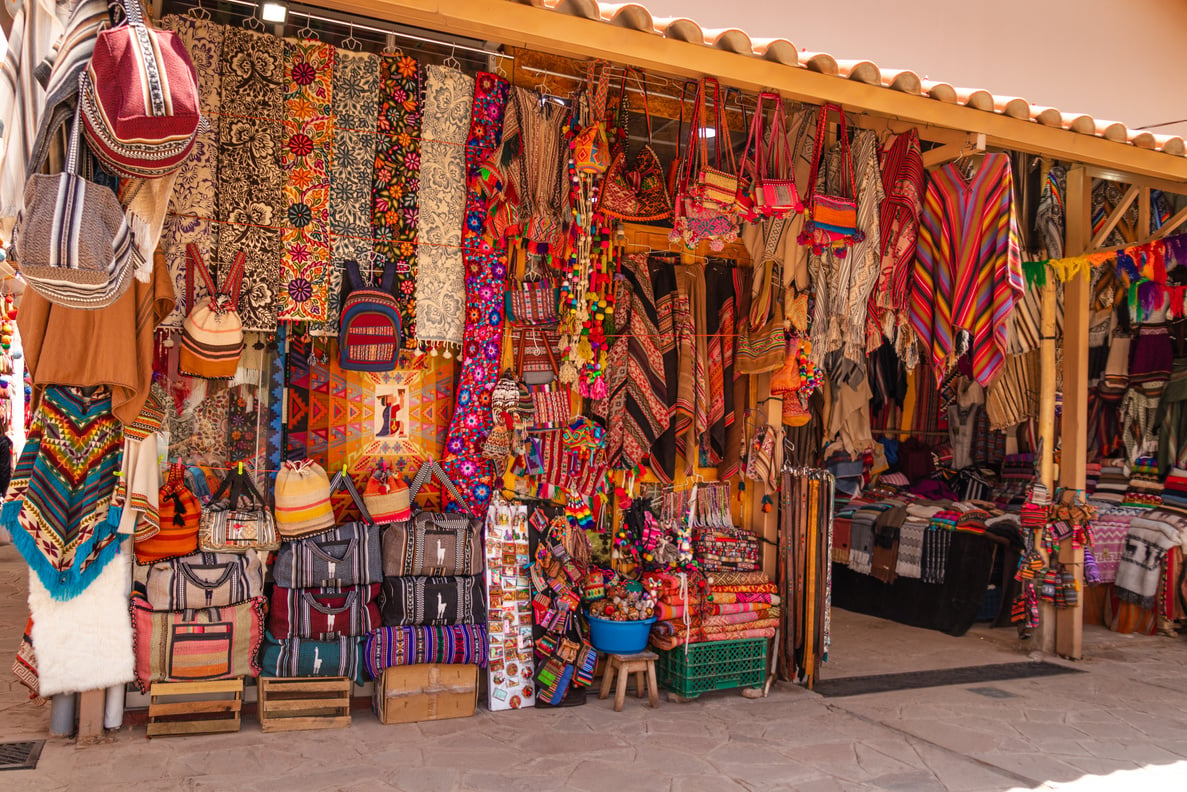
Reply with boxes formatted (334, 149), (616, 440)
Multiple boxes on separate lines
(244, 6), (266, 31)
(189, 0), (210, 20)
(495, 52), (510, 80)
(443, 44), (461, 71)
(341, 22), (362, 51)
(383, 32), (403, 56)
(297, 14), (317, 41)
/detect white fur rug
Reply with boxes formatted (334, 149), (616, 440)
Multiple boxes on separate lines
(29, 548), (134, 697)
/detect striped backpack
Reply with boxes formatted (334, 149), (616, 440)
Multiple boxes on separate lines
(180, 244), (244, 379)
(339, 259), (401, 372)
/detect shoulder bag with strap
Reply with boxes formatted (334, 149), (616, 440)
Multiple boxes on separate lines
(136, 463), (201, 564)
(143, 550), (266, 611)
(737, 91), (802, 222)
(504, 245), (560, 327)
(600, 69), (673, 222)
(273, 472), (383, 588)
(798, 103), (864, 256)
(572, 61), (611, 175)
(381, 461), (483, 577)
(670, 79), (738, 252)
(736, 239), (786, 375)
(268, 583), (382, 641)
(516, 328), (571, 428)
(339, 258), (402, 372)
(198, 466), (280, 553)
(180, 244), (245, 379)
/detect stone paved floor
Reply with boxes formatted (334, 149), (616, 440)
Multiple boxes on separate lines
(1, 544), (1185, 791)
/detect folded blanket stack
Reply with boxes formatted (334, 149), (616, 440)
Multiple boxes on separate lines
(650, 571), (779, 651)
(1093, 463), (1130, 504)
(1122, 457), (1163, 509)
(1085, 462), (1101, 495)
(1161, 467), (1187, 513)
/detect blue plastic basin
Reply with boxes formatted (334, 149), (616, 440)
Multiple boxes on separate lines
(586, 613), (657, 654)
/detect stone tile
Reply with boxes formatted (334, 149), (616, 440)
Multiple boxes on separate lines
(566, 759), (670, 792)
(865, 770), (945, 791)
(908, 739), (1032, 791)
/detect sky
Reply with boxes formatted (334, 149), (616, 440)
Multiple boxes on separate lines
(643, 0), (1187, 136)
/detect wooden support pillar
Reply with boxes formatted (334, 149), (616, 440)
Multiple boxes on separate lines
(1056, 164), (1093, 660)
(76, 689), (107, 742)
(1037, 273), (1059, 654)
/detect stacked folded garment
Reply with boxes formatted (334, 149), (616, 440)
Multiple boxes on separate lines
(1085, 462), (1101, 495)
(1122, 457), (1163, 508)
(832, 508), (854, 564)
(651, 571), (778, 650)
(1160, 467), (1187, 512)
(1093, 462), (1130, 504)
(895, 502), (940, 580)
(996, 453), (1036, 505)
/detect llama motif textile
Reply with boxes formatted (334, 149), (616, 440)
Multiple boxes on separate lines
(441, 72), (510, 514)
(279, 38), (335, 322)
(2, 387), (124, 600)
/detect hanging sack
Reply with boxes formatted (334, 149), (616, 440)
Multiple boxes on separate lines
(273, 481), (383, 588)
(669, 79), (738, 251)
(259, 631), (370, 685)
(180, 243), (245, 379)
(78, 0), (201, 178)
(378, 575), (487, 627)
(362, 463), (411, 524)
(516, 329), (571, 428)
(381, 461), (482, 577)
(131, 595), (266, 692)
(798, 103), (864, 255)
(198, 466), (280, 553)
(599, 69), (673, 222)
(274, 459), (335, 540)
(10, 93), (146, 310)
(736, 257), (786, 374)
(572, 61), (611, 175)
(737, 92), (802, 221)
(143, 550), (266, 611)
(504, 246), (560, 327)
(691, 78), (739, 211)
(136, 463), (201, 563)
(269, 583), (382, 641)
(339, 258), (402, 372)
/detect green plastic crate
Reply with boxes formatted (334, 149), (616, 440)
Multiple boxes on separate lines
(655, 638), (768, 698)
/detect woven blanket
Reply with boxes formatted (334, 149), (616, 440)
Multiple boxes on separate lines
(364, 624), (488, 678)
(705, 570), (772, 587)
(322, 49), (379, 334)
(895, 519), (927, 579)
(702, 609), (777, 629)
(1091, 510), (1136, 584)
(710, 592), (781, 606)
(1116, 517), (1180, 608)
(3, 388), (123, 599)
(707, 601), (778, 615)
(415, 65), (473, 350)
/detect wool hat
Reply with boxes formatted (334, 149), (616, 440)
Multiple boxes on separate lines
(274, 460), (335, 538)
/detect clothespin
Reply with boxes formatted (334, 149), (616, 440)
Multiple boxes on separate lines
(238, 462), (244, 475)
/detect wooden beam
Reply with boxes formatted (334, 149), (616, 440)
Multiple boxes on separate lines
(1089, 184), (1139, 249)
(1056, 164), (1092, 662)
(1153, 203), (1187, 239)
(922, 143), (963, 169)
(1085, 166), (1187, 198)
(320, 0), (1187, 183)
(1139, 187), (1152, 238)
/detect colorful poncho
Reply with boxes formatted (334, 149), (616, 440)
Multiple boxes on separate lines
(2, 387), (124, 600)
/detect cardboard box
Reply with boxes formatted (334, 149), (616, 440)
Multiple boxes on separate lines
(373, 665), (478, 725)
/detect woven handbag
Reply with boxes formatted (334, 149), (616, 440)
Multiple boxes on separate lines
(11, 93), (145, 310)
(669, 79), (738, 251)
(599, 69), (673, 222)
(259, 631), (370, 685)
(516, 328), (571, 428)
(198, 467), (280, 553)
(269, 583), (382, 641)
(573, 62), (611, 175)
(180, 244), (245, 379)
(736, 257), (786, 375)
(738, 92), (802, 221)
(144, 550), (266, 611)
(136, 463), (200, 564)
(131, 595), (266, 692)
(798, 103), (863, 255)
(362, 463), (411, 524)
(79, 0), (201, 178)
(381, 461), (482, 577)
(378, 575), (487, 627)
(272, 520), (383, 589)
(691, 78), (739, 211)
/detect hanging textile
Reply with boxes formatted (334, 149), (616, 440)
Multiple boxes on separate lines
(160, 14), (223, 330)
(909, 153), (1023, 386)
(778, 468), (833, 687)
(866, 129), (924, 355)
(508, 86), (570, 258)
(441, 72), (510, 514)
(650, 254), (680, 483)
(722, 265), (751, 481)
(2, 387), (123, 600)
(371, 53), (422, 349)
(278, 38), (334, 322)
(323, 48), (379, 333)
(675, 264), (708, 475)
(217, 26), (284, 332)
(703, 258), (737, 467)
(593, 253), (669, 475)
(415, 65), (474, 351)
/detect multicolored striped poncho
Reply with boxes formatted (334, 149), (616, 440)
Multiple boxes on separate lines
(2, 386), (124, 600)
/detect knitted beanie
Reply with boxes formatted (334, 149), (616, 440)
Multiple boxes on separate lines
(274, 460), (335, 538)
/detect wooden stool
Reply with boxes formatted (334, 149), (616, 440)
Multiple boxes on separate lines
(598, 651), (659, 712)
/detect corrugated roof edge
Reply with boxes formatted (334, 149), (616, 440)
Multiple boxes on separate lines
(515, 0), (1185, 158)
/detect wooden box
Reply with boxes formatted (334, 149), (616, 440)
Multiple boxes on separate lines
(147, 678), (243, 738)
(373, 664), (478, 725)
(257, 677), (352, 733)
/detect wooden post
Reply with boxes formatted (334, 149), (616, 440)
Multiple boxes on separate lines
(76, 689), (107, 742)
(1036, 272), (1059, 654)
(1056, 165), (1092, 660)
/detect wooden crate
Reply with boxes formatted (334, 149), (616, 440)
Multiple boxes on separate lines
(147, 679), (243, 738)
(257, 677), (352, 733)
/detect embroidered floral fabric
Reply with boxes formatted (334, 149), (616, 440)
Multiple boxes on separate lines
(323, 50), (379, 335)
(415, 65), (474, 350)
(442, 72), (510, 514)
(159, 16), (223, 329)
(372, 54), (422, 348)
(218, 27), (285, 332)
(280, 39), (334, 323)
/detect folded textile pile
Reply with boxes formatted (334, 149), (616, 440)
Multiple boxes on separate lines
(1122, 457), (1163, 509)
(1092, 462), (1130, 504)
(996, 453), (1036, 505)
(1085, 462), (1101, 495)
(650, 571), (777, 651)
(1088, 504), (1143, 584)
(1161, 467), (1187, 512)
(693, 526), (759, 572)
(921, 512), (958, 585)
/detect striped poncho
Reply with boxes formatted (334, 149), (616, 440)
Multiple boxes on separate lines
(2, 386), (123, 600)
